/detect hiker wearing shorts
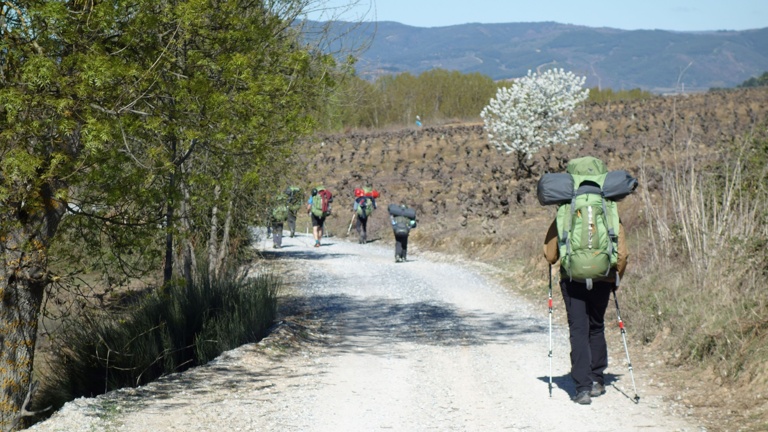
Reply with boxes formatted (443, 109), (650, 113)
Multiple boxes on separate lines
(307, 187), (332, 247)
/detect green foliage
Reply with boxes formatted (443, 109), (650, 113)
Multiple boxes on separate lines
(587, 87), (654, 103)
(316, 68), (658, 131)
(32, 266), (280, 418)
(738, 71), (768, 88)
(0, 2), (337, 425)
(318, 69), (499, 130)
(1, 0), (337, 285)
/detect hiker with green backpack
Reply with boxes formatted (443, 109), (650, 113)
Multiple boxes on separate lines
(284, 186), (302, 238)
(270, 194), (290, 249)
(352, 185), (379, 244)
(306, 186), (333, 247)
(539, 156), (637, 405)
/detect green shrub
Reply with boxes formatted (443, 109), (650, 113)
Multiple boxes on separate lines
(33, 265), (279, 415)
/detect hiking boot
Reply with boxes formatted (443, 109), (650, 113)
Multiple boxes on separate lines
(571, 390), (592, 405)
(314, 241), (320, 248)
(590, 382), (606, 397)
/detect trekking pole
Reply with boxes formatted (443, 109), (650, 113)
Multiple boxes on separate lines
(548, 264), (553, 398)
(613, 289), (640, 403)
(347, 212), (356, 235)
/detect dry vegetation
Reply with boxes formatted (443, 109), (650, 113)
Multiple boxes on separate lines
(299, 88), (768, 431)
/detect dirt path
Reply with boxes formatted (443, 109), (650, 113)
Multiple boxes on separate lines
(29, 233), (702, 431)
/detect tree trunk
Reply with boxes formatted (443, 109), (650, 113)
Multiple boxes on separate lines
(163, 191), (175, 285)
(214, 198), (234, 277)
(0, 263), (46, 431)
(207, 185), (222, 279)
(179, 170), (196, 288)
(0, 186), (65, 430)
(163, 138), (178, 285)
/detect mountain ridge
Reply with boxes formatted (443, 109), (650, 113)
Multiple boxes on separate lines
(318, 20), (768, 92)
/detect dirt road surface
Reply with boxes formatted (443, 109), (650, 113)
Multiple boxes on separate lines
(29, 232), (703, 432)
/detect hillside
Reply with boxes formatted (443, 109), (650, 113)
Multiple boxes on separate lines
(315, 20), (768, 92)
(298, 87), (768, 431)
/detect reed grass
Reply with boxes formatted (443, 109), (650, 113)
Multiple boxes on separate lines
(631, 134), (768, 381)
(32, 264), (280, 415)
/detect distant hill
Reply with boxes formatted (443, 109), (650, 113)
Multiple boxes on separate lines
(314, 21), (768, 93)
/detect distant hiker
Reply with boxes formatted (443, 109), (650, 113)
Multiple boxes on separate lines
(270, 195), (290, 249)
(539, 156), (637, 405)
(388, 203), (417, 262)
(352, 185), (379, 244)
(284, 186), (303, 238)
(415, 115), (422, 127)
(307, 186), (333, 247)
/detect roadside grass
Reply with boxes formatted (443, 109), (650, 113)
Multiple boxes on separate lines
(631, 134), (768, 383)
(31, 264), (280, 421)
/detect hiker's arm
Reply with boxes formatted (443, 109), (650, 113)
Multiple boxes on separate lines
(617, 222), (628, 279)
(543, 220), (559, 265)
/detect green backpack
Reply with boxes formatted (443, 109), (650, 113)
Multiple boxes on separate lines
(272, 205), (289, 222)
(285, 186), (302, 213)
(555, 157), (620, 288)
(310, 187), (332, 218)
(356, 197), (374, 219)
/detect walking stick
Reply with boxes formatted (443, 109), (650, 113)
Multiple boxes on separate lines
(548, 264), (553, 398)
(347, 212), (356, 235)
(613, 288), (640, 403)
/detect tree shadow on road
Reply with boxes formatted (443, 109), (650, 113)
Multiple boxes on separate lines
(259, 249), (351, 261)
(278, 293), (547, 356)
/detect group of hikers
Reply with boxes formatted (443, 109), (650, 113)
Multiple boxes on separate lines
(268, 155), (639, 405)
(268, 184), (418, 262)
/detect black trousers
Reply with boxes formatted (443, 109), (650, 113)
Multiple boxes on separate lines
(287, 212), (297, 237)
(394, 232), (408, 259)
(560, 279), (612, 393)
(356, 216), (368, 243)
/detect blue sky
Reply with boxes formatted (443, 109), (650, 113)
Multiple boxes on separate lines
(304, 0), (766, 31)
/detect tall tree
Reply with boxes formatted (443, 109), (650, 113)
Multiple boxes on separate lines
(0, 0), (334, 428)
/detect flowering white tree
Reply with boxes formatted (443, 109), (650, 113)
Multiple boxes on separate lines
(481, 68), (589, 176)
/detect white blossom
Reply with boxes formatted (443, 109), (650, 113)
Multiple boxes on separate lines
(480, 69), (589, 160)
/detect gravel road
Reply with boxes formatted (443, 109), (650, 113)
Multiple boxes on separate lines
(28, 231), (703, 432)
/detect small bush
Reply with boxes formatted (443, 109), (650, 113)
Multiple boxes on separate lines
(33, 265), (279, 415)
